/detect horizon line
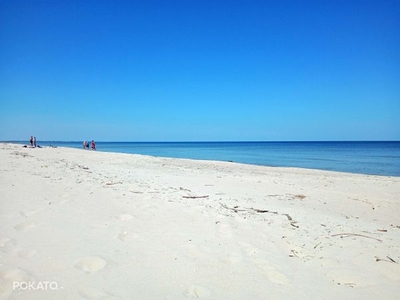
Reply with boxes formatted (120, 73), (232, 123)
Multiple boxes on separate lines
(3, 140), (400, 143)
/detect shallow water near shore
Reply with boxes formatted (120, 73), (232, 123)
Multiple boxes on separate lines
(10, 141), (400, 176)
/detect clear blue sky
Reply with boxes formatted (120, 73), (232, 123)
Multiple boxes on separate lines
(0, 0), (399, 141)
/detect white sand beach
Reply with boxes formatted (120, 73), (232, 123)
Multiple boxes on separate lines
(0, 142), (399, 300)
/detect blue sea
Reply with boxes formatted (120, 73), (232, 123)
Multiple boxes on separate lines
(11, 141), (400, 177)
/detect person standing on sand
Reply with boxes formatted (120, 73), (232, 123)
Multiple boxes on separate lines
(30, 136), (33, 147)
(91, 140), (96, 150)
(83, 141), (87, 149)
(33, 137), (36, 148)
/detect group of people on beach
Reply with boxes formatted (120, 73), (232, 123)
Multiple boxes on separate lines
(83, 140), (96, 150)
(29, 136), (37, 148)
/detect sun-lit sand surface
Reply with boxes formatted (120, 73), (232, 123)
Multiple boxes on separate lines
(1, 143), (399, 299)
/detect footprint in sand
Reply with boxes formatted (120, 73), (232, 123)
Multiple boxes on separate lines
(0, 269), (34, 299)
(78, 286), (117, 300)
(183, 244), (207, 260)
(216, 223), (233, 239)
(253, 259), (289, 285)
(0, 237), (16, 253)
(239, 242), (260, 256)
(219, 252), (243, 264)
(117, 231), (139, 242)
(18, 248), (37, 258)
(116, 214), (133, 221)
(14, 221), (37, 232)
(20, 207), (44, 217)
(75, 256), (106, 273)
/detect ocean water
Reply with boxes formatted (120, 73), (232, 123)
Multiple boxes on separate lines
(11, 141), (400, 177)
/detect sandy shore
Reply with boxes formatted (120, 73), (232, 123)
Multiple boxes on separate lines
(0, 142), (399, 299)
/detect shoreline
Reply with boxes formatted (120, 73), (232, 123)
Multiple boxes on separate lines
(4, 141), (399, 178)
(1, 142), (399, 299)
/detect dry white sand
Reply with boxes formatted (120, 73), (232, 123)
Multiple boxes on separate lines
(0, 142), (399, 300)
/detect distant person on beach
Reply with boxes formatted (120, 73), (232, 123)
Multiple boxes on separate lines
(30, 136), (33, 147)
(33, 137), (37, 148)
(91, 140), (96, 150)
(83, 141), (87, 149)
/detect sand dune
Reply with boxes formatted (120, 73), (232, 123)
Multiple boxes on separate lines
(0, 143), (399, 299)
